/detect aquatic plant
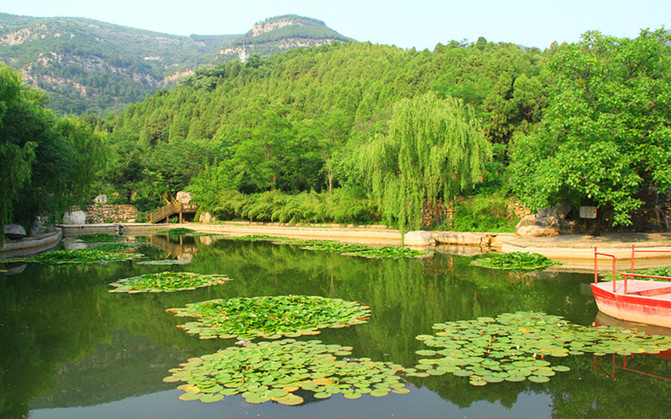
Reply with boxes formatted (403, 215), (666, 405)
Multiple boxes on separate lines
(167, 228), (196, 237)
(227, 235), (430, 259)
(471, 252), (559, 270)
(109, 271), (231, 293)
(409, 311), (671, 386)
(163, 339), (408, 404)
(2, 243), (141, 264)
(136, 259), (192, 265)
(76, 233), (123, 243)
(168, 295), (371, 340)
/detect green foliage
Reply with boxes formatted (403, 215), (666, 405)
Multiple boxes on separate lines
(166, 228), (196, 237)
(360, 92), (492, 231)
(411, 311), (671, 386)
(471, 252), (559, 270)
(623, 266), (671, 281)
(109, 271), (231, 293)
(509, 28), (671, 226)
(168, 295), (371, 339)
(76, 233), (123, 243)
(192, 186), (379, 225)
(0, 64), (104, 238)
(453, 193), (517, 232)
(164, 339), (407, 405)
(3, 243), (141, 264)
(227, 236), (430, 259)
(101, 40), (546, 219)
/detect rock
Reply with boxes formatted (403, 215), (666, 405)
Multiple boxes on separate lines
(516, 225), (560, 237)
(62, 211), (86, 225)
(434, 232), (492, 246)
(4, 224), (27, 240)
(404, 230), (436, 246)
(516, 215), (538, 229)
(30, 216), (45, 236)
(199, 212), (216, 223)
(176, 191), (192, 204)
(538, 202), (571, 220)
(94, 194), (108, 204)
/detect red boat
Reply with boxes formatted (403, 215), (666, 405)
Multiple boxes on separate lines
(592, 246), (671, 329)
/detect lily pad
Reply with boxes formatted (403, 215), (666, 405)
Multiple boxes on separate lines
(407, 311), (671, 386)
(169, 295), (371, 340)
(110, 271), (231, 293)
(165, 339), (408, 405)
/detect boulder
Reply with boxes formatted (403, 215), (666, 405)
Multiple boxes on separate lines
(30, 216), (45, 236)
(176, 191), (192, 204)
(516, 225), (560, 237)
(4, 224), (27, 240)
(94, 194), (108, 204)
(199, 212), (216, 223)
(434, 232), (492, 246)
(62, 211), (86, 225)
(404, 230), (436, 246)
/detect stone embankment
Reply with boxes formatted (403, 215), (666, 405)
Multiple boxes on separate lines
(86, 204), (138, 223)
(404, 230), (514, 249)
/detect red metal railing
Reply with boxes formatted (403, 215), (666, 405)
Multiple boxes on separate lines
(630, 244), (671, 273)
(595, 245), (671, 295)
(594, 247), (617, 292)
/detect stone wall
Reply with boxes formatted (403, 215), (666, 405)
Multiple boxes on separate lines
(86, 204), (138, 223)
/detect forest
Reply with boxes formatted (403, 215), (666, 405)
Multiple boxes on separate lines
(2, 28), (670, 234)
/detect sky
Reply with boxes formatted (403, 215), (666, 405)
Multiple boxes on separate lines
(1, 0), (669, 50)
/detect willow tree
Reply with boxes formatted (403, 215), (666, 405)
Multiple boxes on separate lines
(360, 92), (491, 231)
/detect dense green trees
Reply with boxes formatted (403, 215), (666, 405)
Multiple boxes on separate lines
(0, 64), (104, 237)
(99, 40), (546, 227)
(361, 93), (491, 231)
(93, 28), (668, 230)
(509, 29), (671, 226)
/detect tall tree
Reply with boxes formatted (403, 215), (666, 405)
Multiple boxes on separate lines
(360, 92), (492, 231)
(509, 28), (671, 226)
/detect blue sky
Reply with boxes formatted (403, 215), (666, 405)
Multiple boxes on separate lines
(1, 0), (668, 50)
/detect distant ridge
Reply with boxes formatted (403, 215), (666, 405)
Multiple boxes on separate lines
(0, 12), (351, 115)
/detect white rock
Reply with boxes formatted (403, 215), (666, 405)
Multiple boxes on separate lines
(199, 212), (216, 223)
(516, 225), (559, 237)
(62, 211), (86, 225)
(176, 191), (192, 204)
(404, 230), (436, 246)
(4, 224), (27, 240)
(94, 194), (107, 204)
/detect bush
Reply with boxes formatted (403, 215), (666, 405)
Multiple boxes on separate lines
(452, 193), (517, 232)
(193, 187), (380, 225)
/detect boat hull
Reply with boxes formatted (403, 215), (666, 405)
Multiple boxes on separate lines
(591, 281), (671, 328)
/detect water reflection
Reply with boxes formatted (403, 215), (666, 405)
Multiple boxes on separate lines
(1, 236), (670, 418)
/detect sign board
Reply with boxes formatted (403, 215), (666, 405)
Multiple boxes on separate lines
(579, 206), (597, 219)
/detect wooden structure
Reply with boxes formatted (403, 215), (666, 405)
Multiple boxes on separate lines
(148, 200), (199, 223)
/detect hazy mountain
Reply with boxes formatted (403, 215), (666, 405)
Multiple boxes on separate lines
(0, 13), (351, 115)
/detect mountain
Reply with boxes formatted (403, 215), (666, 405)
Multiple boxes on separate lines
(220, 15), (352, 61)
(0, 13), (350, 115)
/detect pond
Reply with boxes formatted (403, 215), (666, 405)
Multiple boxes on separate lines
(2, 234), (671, 418)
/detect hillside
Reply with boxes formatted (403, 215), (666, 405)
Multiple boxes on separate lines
(0, 13), (350, 115)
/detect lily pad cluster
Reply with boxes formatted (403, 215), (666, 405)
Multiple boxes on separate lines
(76, 233), (123, 243)
(109, 271), (232, 293)
(229, 235), (430, 259)
(163, 339), (408, 404)
(136, 259), (192, 266)
(168, 295), (371, 340)
(409, 311), (671, 386)
(167, 228), (196, 237)
(3, 243), (142, 264)
(471, 252), (559, 270)
(623, 266), (671, 281)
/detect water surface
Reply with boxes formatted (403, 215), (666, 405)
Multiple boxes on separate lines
(2, 235), (671, 418)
